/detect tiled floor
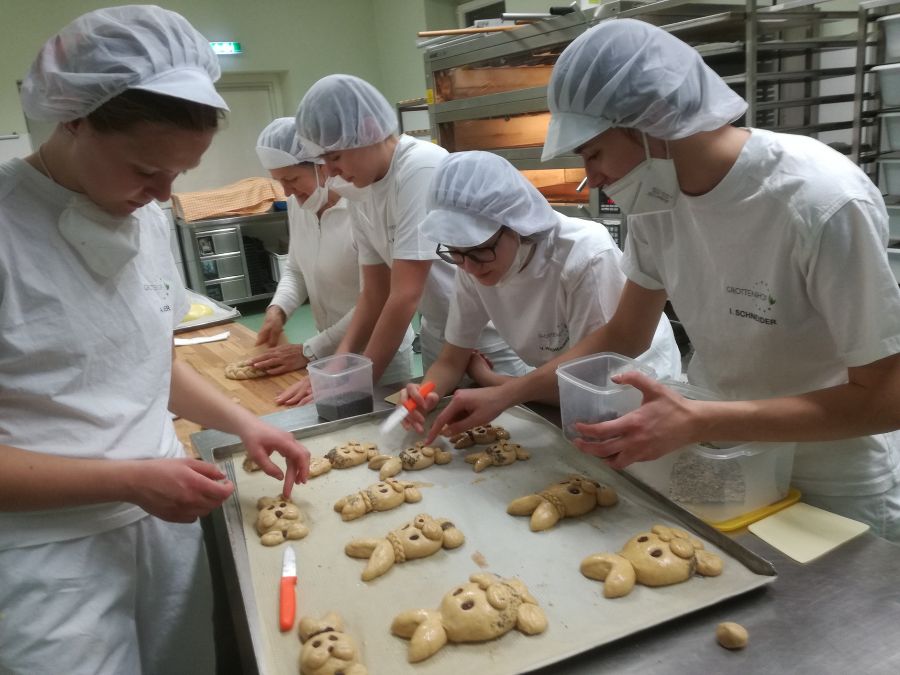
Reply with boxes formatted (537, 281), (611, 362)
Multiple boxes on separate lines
(235, 300), (424, 378)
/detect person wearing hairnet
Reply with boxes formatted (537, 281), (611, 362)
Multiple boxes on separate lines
(293, 75), (525, 402)
(248, 117), (414, 406)
(428, 19), (900, 540)
(0, 7), (311, 673)
(401, 151), (680, 431)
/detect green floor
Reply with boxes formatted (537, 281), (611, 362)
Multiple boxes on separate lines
(236, 300), (423, 378)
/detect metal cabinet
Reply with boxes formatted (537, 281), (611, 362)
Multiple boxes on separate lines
(176, 211), (288, 305)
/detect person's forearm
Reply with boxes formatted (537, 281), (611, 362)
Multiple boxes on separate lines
(337, 293), (385, 355)
(0, 445), (137, 511)
(169, 358), (258, 435)
(423, 348), (471, 397)
(364, 295), (418, 383)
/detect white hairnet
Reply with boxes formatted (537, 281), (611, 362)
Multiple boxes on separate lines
(255, 117), (323, 170)
(295, 74), (398, 155)
(421, 151), (558, 248)
(542, 18), (747, 160)
(20, 4), (228, 122)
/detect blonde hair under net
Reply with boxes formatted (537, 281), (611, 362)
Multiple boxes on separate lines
(542, 18), (747, 160)
(420, 151), (558, 248)
(255, 117), (322, 170)
(20, 4), (225, 122)
(295, 74), (398, 156)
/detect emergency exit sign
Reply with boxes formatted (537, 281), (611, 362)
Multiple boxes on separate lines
(210, 42), (242, 55)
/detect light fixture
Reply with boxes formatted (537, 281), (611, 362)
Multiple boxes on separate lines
(210, 41), (242, 55)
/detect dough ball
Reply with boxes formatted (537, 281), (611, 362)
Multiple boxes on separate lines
(715, 621), (748, 650)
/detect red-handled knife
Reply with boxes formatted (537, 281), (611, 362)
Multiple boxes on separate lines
(279, 546), (297, 632)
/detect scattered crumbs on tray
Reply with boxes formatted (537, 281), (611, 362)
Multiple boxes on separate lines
(471, 477), (487, 485)
(472, 551), (489, 568)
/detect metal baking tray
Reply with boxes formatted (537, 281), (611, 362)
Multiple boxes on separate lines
(198, 405), (776, 675)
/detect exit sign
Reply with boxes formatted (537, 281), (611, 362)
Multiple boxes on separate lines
(210, 42), (242, 55)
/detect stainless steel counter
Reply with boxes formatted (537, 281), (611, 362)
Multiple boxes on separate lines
(196, 393), (900, 675)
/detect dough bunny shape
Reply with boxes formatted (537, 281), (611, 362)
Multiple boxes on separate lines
(368, 442), (452, 479)
(465, 439), (529, 473)
(507, 475), (618, 531)
(449, 424), (510, 449)
(333, 479), (422, 521)
(345, 513), (465, 580)
(255, 496), (309, 546)
(580, 524), (724, 598)
(298, 612), (367, 675)
(391, 572), (547, 663)
(309, 441), (379, 478)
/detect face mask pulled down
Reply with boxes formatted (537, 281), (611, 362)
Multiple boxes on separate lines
(603, 134), (680, 217)
(299, 165), (328, 213)
(326, 175), (371, 201)
(58, 195), (141, 278)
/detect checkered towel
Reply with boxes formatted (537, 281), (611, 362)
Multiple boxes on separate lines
(172, 177), (286, 222)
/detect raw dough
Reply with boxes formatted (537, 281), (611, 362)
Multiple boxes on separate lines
(449, 424), (510, 449)
(580, 524), (723, 598)
(255, 496), (309, 546)
(464, 439), (529, 473)
(224, 359), (268, 380)
(243, 455), (262, 473)
(309, 441), (379, 478)
(298, 611), (367, 675)
(368, 442), (452, 479)
(345, 513), (464, 581)
(391, 572), (547, 662)
(507, 475), (618, 531)
(333, 479), (422, 522)
(716, 621), (748, 650)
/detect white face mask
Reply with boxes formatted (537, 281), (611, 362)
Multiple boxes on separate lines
(326, 175), (371, 201)
(58, 195), (141, 278)
(604, 133), (679, 217)
(496, 236), (536, 286)
(299, 165), (329, 213)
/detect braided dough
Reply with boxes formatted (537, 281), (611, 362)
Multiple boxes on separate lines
(333, 479), (422, 521)
(580, 524), (723, 598)
(345, 513), (465, 580)
(449, 424), (510, 449)
(368, 442), (452, 479)
(224, 359), (268, 380)
(464, 439), (529, 473)
(298, 612), (367, 675)
(507, 475), (618, 531)
(391, 572), (547, 662)
(309, 441), (379, 478)
(255, 496), (309, 546)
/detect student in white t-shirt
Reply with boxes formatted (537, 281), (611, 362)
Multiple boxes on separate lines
(0, 8), (310, 673)
(293, 75), (525, 401)
(249, 118), (414, 405)
(428, 19), (900, 541)
(401, 151), (680, 431)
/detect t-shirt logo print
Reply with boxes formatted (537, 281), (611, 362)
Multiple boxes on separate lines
(144, 277), (173, 313)
(538, 322), (570, 352)
(725, 280), (777, 326)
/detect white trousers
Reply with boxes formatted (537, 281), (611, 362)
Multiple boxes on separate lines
(802, 478), (900, 543)
(0, 516), (215, 675)
(419, 329), (530, 381)
(379, 344), (414, 387)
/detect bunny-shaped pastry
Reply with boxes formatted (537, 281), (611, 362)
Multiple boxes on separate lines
(391, 572), (547, 662)
(309, 441), (379, 478)
(255, 496), (309, 546)
(345, 513), (465, 580)
(333, 479), (422, 521)
(298, 612), (367, 675)
(580, 524), (724, 598)
(464, 439), (529, 473)
(507, 475), (618, 531)
(448, 424), (510, 449)
(368, 442), (452, 479)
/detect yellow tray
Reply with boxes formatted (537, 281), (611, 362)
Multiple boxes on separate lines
(706, 488), (802, 532)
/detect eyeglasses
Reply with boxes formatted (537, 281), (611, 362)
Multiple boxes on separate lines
(436, 229), (504, 266)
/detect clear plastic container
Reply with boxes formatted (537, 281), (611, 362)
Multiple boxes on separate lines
(873, 63), (900, 107)
(556, 352), (656, 441)
(307, 354), (374, 422)
(625, 382), (796, 524)
(877, 13), (900, 62)
(879, 158), (900, 195)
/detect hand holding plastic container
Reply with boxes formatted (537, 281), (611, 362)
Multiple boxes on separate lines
(306, 354), (374, 422)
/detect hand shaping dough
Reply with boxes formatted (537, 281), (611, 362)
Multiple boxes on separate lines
(464, 439), (529, 473)
(224, 359), (268, 380)
(345, 513), (465, 580)
(298, 612), (367, 675)
(507, 475), (618, 531)
(580, 524), (723, 598)
(333, 479), (422, 521)
(391, 572), (547, 663)
(255, 496), (309, 546)
(309, 441), (379, 478)
(368, 442), (452, 479)
(449, 424), (511, 449)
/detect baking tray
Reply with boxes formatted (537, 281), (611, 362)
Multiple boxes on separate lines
(175, 288), (241, 333)
(200, 405), (776, 675)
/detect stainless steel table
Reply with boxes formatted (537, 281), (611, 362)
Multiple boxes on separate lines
(196, 393), (900, 675)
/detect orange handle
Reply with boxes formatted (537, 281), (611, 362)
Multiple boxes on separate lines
(403, 381), (436, 412)
(279, 576), (296, 632)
